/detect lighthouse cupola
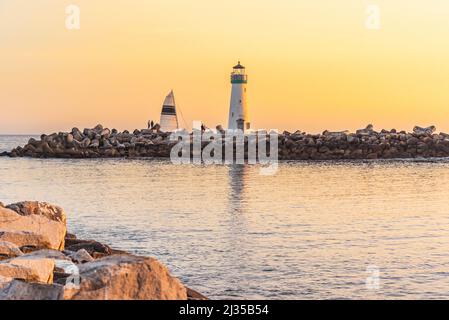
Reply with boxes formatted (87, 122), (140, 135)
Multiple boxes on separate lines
(228, 62), (250, 131)
(231, 62), (248, 84)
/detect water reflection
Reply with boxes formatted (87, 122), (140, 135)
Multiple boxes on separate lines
(225, 164), (253, 296)
(3, 149), (449, 299)
(227, 164), (249, 214)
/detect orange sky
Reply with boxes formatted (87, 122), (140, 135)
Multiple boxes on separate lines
(1, 0), (449, 134)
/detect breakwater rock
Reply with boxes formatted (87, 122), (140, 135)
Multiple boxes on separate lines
(2, 124), (449, 160)
(0, 201), (206, 300)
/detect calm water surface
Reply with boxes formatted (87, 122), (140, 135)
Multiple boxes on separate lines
(1, 135), (449, 299)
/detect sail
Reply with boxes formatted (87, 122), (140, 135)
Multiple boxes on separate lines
(159, 90), (179, 132)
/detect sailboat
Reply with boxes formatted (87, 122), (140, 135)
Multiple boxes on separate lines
(159, 90), (179, 132)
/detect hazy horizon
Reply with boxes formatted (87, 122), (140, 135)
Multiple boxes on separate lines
(2, 0), (449, 134)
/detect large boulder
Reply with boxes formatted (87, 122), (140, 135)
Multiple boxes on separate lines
(65, 255), (187, 300)
(6, 201), (66, 225)
(0, 276), (63, 300)
(0, 255), (55, 283)
(0, 204), (66, 250)
(0, 231), (54, 252)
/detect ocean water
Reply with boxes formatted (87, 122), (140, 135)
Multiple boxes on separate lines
(2, 135), (449, 299)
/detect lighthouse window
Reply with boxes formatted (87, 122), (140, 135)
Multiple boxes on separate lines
(239, 99), (242, 103)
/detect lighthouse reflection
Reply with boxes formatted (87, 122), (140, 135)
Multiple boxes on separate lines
(227, 164), (249, 214)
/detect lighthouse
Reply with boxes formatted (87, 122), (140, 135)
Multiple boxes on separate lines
(228, 62), (250, 131)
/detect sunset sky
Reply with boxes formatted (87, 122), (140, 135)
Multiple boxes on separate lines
(1, 0), (449, 134)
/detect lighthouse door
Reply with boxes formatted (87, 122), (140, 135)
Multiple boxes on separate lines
(237, 119), (244, 131)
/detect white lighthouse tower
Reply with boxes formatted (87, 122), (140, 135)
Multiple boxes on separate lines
(228, 62), (250, 131)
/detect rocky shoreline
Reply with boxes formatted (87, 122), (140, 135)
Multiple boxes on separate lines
(0, 201), (206, 300)
(2, 124), (449, 160)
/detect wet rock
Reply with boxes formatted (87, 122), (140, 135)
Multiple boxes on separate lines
(64, 255), (187, 300)
(65, 239), (112, 256)
(65, 233), (77, 240)
(186, 287), (208, 300)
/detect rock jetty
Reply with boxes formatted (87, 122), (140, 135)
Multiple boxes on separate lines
(0, 201), (206, 300)
(2, 124), (449, 160)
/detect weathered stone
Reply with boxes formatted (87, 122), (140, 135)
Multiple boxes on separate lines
(0, 231), (53, 252)
(0, 255), (55, 283)
(0, 276), (63, 300)
(366, 153), (378, 159)
(65, 233), (77, 240)
(6, 124), (449, 160)
(93, 124), (103, 132)
(89, 139), (100, 148)
(6, 201), (66, 225)
(65, 239), (112, 256)
(100, 128), (111, 138)
(70, 249), (94, 264)
(186, 287), (208, 300)
(66, 134), (74, 145)
(102, 139), (113, 149)
(0, 206), (66, 250)
(0, 241), (23, 260)
(71, 128), (84, 141)
(65, 255), (187, 300)
(413, 125), (436, 135)
(356, 124), (374, 135)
